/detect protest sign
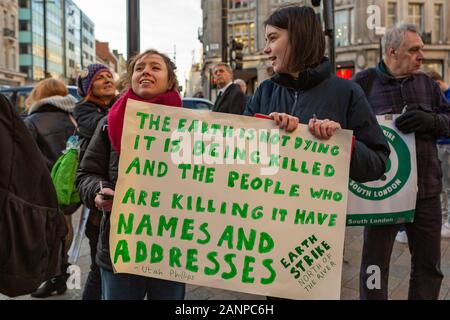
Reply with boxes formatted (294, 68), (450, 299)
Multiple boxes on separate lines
(110, 99), (353, 300)
(347, 115), (417, 226)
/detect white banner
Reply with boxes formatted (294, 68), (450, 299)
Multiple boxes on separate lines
(109, 99), (353, 299)
(347, 115), (417, 226)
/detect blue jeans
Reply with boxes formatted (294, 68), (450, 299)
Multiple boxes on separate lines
(100, 268), (185, 300)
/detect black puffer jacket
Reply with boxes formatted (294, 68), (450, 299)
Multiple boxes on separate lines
(73, 99), (116, 160)
(0, 94), (67, 297)
(24, 95), (77, 171)
(76, 116), (118, 271)
(245, 58), (390, 183)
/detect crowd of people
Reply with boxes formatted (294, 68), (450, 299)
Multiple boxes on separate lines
(1, 4), (450, 300)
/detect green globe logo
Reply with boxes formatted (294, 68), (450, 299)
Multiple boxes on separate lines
(349, 125), (411, 200)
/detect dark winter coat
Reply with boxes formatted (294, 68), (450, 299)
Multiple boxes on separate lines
(213, 83), (247, 115)
(24, 95), (77, 172)
(73, 97), (116, 225)
(245, 58), (390, 183)
(76, 116), (119, 271)
(353, 62), (450, 199)
(73, 98), (115, 160)
(0, 93), (67, 297)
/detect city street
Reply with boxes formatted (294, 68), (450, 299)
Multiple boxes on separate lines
(2, 207), (450, 301)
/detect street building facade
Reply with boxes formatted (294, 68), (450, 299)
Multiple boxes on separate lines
(199, 0), (450, 100)
(80, 11), (95, 69)
(0, 0), (26, 86)
(334, 0), (450, 81)
(186, 62), (203, 97)
(18, 0), (65, 81)
(96, 40), (118, 77)
(65, 0), (82, 84)
(112, 49), (127, 75)
(17, 0), (95, 84)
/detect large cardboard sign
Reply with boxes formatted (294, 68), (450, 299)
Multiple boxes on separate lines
(110, 99), (353, 299)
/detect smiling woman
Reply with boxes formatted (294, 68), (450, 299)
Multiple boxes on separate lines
(108, 49), (181, 153)
(245, 5), (390, 183)
(76, 48), (185, 300)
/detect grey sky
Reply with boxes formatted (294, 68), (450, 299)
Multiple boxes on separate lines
(73, 0), (203, 91)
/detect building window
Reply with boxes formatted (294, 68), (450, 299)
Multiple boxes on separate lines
(387, 2), (397, 28)
(408, 3), (423, 31)
(335, 10), (351, 47)
(20, 66), (29, 76)
(69, 59), (75, 68)
(19, 43), (30, 54)
(228, 0), (255, 9)
(19, 0), (30, 8)
(432, 4), (443, 43)
(69, 42), (74, 51)
(228, 22), (256, 53)
(19, 20), (29, 31)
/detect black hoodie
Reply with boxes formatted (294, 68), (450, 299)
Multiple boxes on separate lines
(245, 58), (390, 183)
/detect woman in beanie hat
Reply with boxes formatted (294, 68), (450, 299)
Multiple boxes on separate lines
(73, 63), (117, 300)
(74, 64), (117, 159)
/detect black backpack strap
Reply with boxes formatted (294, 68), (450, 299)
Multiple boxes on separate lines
(68, 113), (79, 136)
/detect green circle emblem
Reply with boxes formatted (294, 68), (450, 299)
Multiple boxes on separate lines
(349, 125), (411, 200)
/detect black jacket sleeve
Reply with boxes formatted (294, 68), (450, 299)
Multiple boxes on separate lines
(348, 89), (390, 182)
(76, 117), (114, 211)
(73, 102), (106, 139)
(229, 88), (247, 115)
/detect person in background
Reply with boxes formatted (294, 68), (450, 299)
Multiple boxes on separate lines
(234, 78), (252, 105)
(115, 72), (129, 95)
(77, 49), (185, 300)
(428, 71), (450, 102)
(0, 93), (67, 298)
(23, 78), (78, 298)
(427, 71), (450, 238)
(73, 63), (117, 300)
(354, 23), (450, 300)
(234, 78), (247, 95)
(212, 63), (246, 115)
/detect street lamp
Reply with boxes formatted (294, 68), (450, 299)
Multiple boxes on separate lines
(127, 0), (140, 59)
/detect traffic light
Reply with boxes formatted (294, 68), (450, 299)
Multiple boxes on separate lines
(230, 39), (244, 70)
